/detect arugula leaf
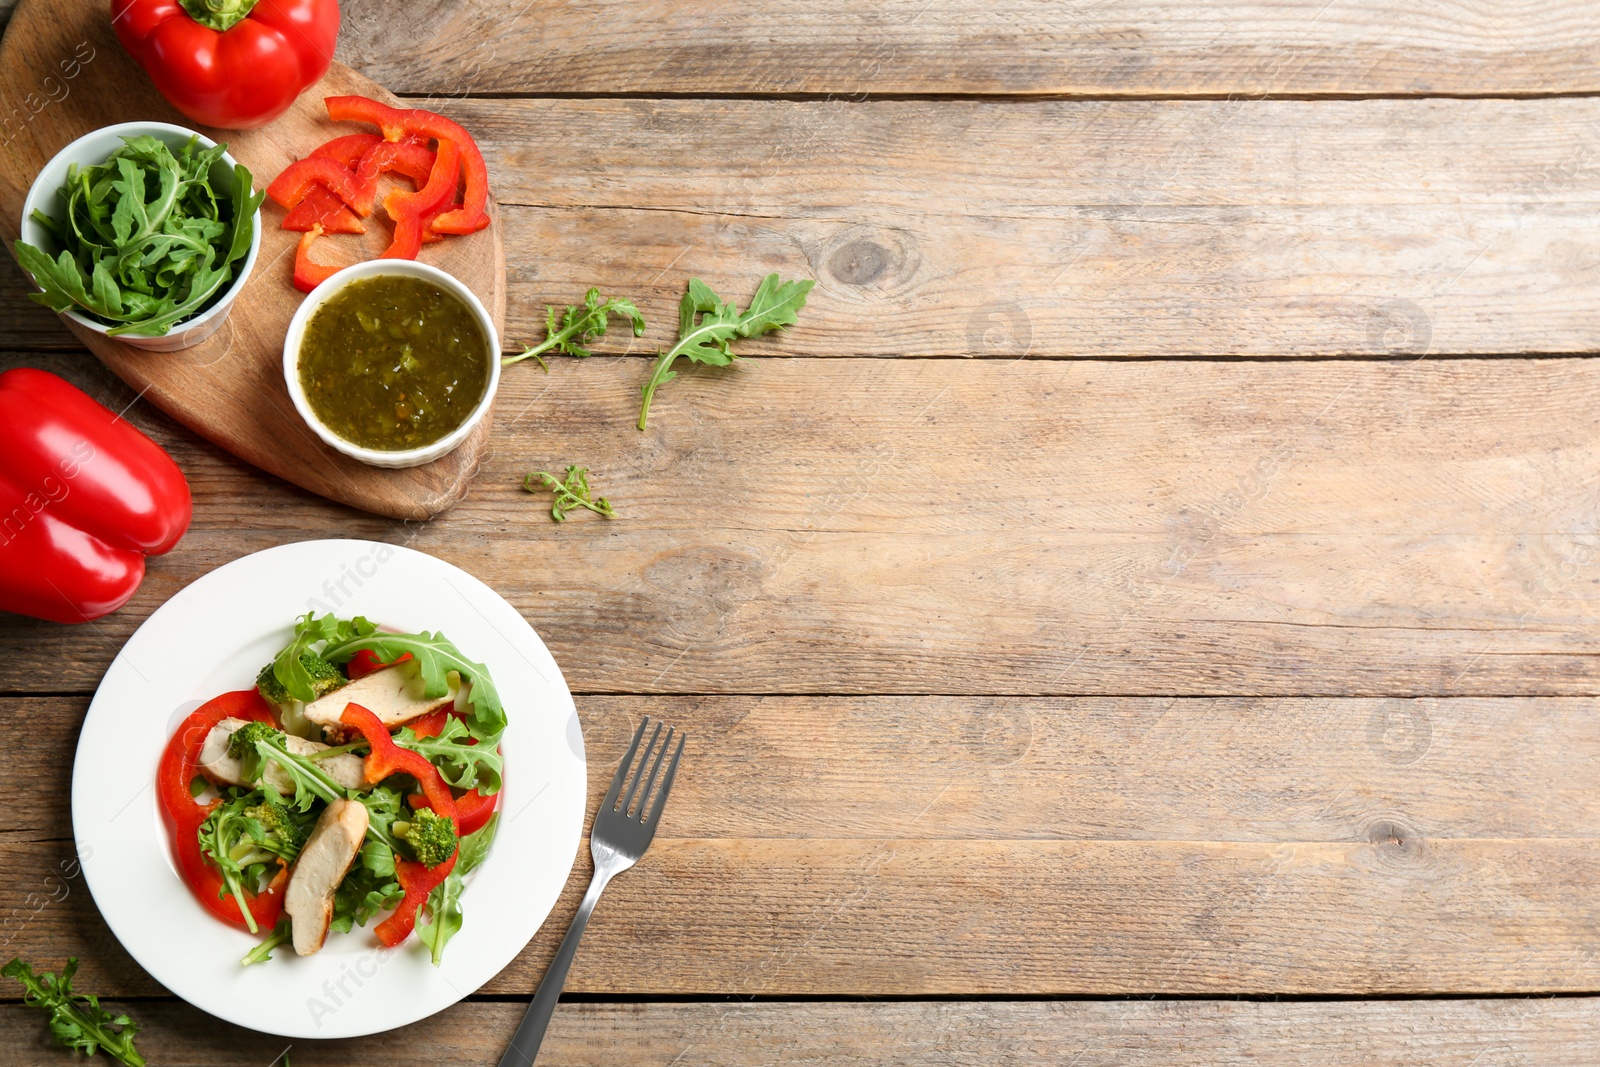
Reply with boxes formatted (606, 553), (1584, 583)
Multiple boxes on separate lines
(416, 814), (499, 966)
(395, 716), (504, 794)
(2, 957), (146, 1066)
(523, 465), (616, 522)
(12, 134), (262, 336)
(241, 919), (293, 967)
(271, 612), (372, 702)
(322, 623), (506, 737)
(638, 273), (813, 430)
(504, 288), (645, 369)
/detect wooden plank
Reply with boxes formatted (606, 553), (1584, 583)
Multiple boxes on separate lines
(4, 998), (1600, 1065)
(473, 96), (1600, 358)
(8, 98), (1600, 356)
(7, 352), (1600, 697)
(7, 695), (1600, 997)
(336, 0), (1600, 97)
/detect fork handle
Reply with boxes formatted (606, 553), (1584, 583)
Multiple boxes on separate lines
(498, 868), (615, 1067)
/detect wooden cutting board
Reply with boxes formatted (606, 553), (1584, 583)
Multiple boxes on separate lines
(0, 0), (506, 520)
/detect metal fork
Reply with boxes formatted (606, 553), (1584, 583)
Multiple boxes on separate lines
(498, 716), (686, 1066)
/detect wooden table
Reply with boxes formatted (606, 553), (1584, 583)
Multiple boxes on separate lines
(4, 2), (1600, 1062)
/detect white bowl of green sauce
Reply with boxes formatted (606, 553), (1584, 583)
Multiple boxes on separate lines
(283, 259), (500, 469)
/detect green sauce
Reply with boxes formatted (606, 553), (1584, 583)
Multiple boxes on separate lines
(298, 275), (489, 452)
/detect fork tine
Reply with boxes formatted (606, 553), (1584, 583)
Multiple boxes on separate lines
(644, 732), (686, 826)
(603, 717), (649, 811)
(632, 725), (676, 819)
(620, 720), (664, 815)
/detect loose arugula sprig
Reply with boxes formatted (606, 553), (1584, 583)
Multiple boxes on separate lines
(14, 134), (262, 336)
(2, 958), (146, 1066)
(637, 273), (814, 430)
(504, 288), (646, 370)
(524, 465), (616, 522)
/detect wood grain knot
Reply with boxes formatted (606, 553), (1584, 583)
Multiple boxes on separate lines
(956, 702), (1033, 766)
(643, 546), (767, 642)
(1364, 818), (1427, 868)
(828, 240), (890, 285)
(813, 224), (919, 297)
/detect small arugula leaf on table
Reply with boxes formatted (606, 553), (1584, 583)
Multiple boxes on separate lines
(524, 465), (616, 522)
(2, 957), (146, 1066)
(504, 288), (646, 370)
(638, 273), (814, 430)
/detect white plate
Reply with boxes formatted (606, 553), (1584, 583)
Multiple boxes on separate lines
(71, 539), (586, 1039)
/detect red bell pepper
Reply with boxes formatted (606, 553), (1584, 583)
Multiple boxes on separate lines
(315, 134), (384, 168)
(340, 703), (459, 820)
(157, 690), (285, 930)
(325, 95), (492, 235)
(292, 224), (343, 294)
(359, 139), (438, 190)
(412, 785), (497, 836)
(345, 649), (412, 680)
(0, 369), (191, 624)
(110, 0), (340, 130)
(380, 137), (460, 260)
(267, 156), (374, 217)
(375, 853), (455, 947)
(282, 187), (366, 235)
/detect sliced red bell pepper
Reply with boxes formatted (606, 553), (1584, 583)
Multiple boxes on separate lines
(405, 708), (450, 740)
(325, 95), (491, 235)
(0, 368), (191, 623)
(267, 156), (374, 217)
(380, 137), (460, 260)
(292, 224), (343, 294)
(359, 140), (438, 190)
(412, 785), (498, 836)
(313, 134), (384, 168)
(340, 703), (459, 820)
(346, 649), (413, 680)
(157, 690), (284, 930)
(282, 187), (366, 235)
(374, 853), (455, 947)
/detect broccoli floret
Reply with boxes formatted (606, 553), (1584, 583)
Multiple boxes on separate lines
(398, 808), (458, 868)
(227, 720), (284, 760)
(255, 653), (345, 706)
(246, 793), (308, 855)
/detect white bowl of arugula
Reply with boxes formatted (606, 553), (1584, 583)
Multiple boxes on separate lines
(16, 121), (264, 351)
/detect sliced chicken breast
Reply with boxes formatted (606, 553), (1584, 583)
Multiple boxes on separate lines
(285, 799), (369, 956)
(303, 660), (460, 733)
(198, 717), (367, 793)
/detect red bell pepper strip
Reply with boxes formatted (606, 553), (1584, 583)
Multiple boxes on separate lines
(156, 690), (285, 930)
(292, 224), (343, 294)
(282, 187), (366, 235)
(405, 708), (449, 740)
(412, 785), (498, 836)
(110, 0), (340, 130)
(375, 853), (455, 947)
(0, 369), (191, 623)
(380, 137), (460, 260)
(267, 157), (374, 217)
(346, 649), (413, 680)
(359, 140), (438, 190)
(314, 134), (384, 168)
(340, 703), (459, 820)
(325, 95), (492, 235)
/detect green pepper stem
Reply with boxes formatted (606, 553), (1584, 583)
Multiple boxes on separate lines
(179, 0), (260, 33)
